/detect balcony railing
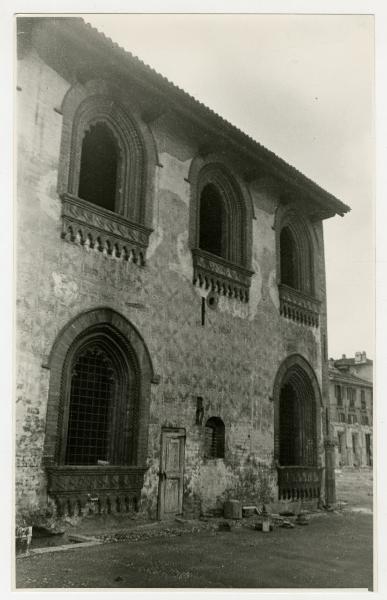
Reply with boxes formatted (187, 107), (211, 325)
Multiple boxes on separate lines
(46, 465), (147, 516)
(277, 465), (323, 501)
(278, 284), (321, 327)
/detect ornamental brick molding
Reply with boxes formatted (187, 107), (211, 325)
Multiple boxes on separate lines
(277, 465), (323, 501)
(61, 192), (153, 265)
(46, 465), (146, 515)
(278, 284), (321, 327)
(192, 248), (253, 302)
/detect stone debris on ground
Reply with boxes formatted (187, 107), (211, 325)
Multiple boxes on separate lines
(17, 505), (342, 555)
(280, 520), (295, 529)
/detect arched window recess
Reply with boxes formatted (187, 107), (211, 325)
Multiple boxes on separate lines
(204, 417), (225, 459)
(273, 355), (323, 503)
(43, 308), (156, 517)
(189, 158), (254, 303)
(58, 81), (158, 266)
(276, 205), (321, 327)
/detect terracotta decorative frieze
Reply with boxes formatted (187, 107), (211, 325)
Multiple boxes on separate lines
(192, 248), (253, 302)
(47, 465), (146, 515)
(277, 465), (322, 501)
(278, 284), (321, 327)
(61, 193), (153, 265)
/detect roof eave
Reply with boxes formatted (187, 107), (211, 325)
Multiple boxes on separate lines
(25, 16), (350, 219)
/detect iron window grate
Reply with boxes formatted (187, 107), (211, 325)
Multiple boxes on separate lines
(65, 346), (115, 465)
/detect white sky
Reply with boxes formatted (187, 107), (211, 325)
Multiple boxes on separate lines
(86, 14), (374, 361)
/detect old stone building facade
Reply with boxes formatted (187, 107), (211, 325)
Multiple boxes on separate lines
(328, 353), (373, 468)
(16, 17), (350, 522)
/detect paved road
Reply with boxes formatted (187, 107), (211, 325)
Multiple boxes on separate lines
(16, 511), (373, 589)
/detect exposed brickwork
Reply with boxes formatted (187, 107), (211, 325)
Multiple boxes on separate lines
(16, 30), (335, 520)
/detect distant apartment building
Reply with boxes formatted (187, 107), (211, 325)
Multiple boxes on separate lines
(329, 352), (373, 468)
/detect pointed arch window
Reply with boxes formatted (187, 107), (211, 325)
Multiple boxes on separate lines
(58, 330), (139, 467)
(43, 309), (156, 516)
(199, 184), (225, 258)
(276, 206), (321, 327)
(78, 122), (120, 213)
(280, 226), (299, 290)
(189, 160), (254, 302)
(58, 81), (158, 264)
(65, 344), (117, 466)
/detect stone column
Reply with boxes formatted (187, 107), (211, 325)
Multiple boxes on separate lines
(324, 439), (337, 506)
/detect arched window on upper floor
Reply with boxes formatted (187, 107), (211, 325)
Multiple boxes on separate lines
(58, 80), (158, 265)
(189, 157), (254, 303)
(280, 226), (300, 290)
(275, 205), (320, 327)
(78, 122), (119, 213)
(199, 184), (225, 258)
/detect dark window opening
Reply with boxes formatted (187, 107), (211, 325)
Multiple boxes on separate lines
(365, 433), (372, 466)
(280, 227), (299, 289)
(339, 412), (346, 423)
(348, 387), (356, 408)
(199, 184), (225, 257)
(279, 384), (299, 466)
(337, 432), (345, 454)
(335, 385), (342, 406)
(204, 417), (225, 459)
(65, 345), (115, 465)
(279, 378), (317, 467)
(78, 122), (119, 212)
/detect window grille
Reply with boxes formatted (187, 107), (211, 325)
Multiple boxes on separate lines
(65, 345), (116, 465)
(204, 417), (225, 459)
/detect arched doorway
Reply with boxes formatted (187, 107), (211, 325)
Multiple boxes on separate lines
(273, 355), (322, 501)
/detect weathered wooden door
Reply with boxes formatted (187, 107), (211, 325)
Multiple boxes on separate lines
(158, 428), (185, 520)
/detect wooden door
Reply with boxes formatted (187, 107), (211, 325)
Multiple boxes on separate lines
(158, 428), (185, 520)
